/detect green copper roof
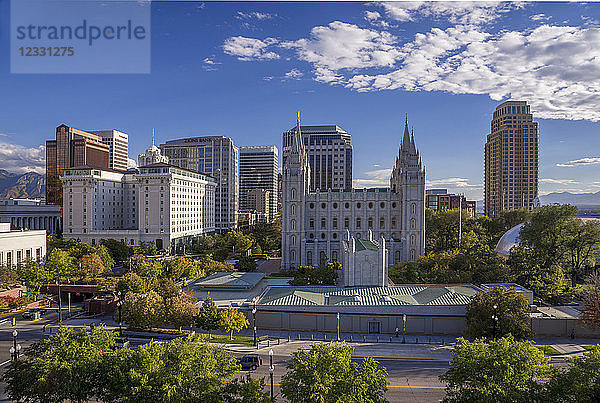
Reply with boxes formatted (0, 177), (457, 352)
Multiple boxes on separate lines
(192, 272), (265, 289)
(354, 238), (380, 251)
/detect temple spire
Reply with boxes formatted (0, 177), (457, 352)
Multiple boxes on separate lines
(152, 128), (155, 146)
(401, 116), (411, 151)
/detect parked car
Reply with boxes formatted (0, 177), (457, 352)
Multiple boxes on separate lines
(115, 337), (130, 348)
(238, 354), (262, 370)
(21, 308), (43, 320)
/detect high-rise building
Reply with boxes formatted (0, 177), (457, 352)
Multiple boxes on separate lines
(283, 125), (352, 191)
(246, 188), (270, 221)
(485, 101), (539, 218)
(239, 145), (278, 221)
(426, 189), (476, 217)
(89, 130), (129, 171)
(46, 124), (110, 207)
(61, 163), (215, 251)
(160, 136), (238, 232)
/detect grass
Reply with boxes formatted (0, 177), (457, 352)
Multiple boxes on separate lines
(582, 345), (599, 351)
(537, 345), (562, 356)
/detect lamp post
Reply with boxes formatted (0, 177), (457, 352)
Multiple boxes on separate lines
(269, 349), (274, 399)
(492, 304), (498, 339)
(336, 312), (340, 341)
(402, 314), (407, 343)
(252, 306), (257, 347)
(57, 264), (62, 324)
(11, 330), (21, 361)
(117, 300), (123, 335)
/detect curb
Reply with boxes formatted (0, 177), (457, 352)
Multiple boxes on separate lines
(351, 354), (440, 361)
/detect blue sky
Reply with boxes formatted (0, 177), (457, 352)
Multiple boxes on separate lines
(0, 1), (599, 200)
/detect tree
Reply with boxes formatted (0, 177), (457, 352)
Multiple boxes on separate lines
(543, 346), (600, 402)
(91, 244), (115, 271)
(288, 261), (340, 286)
(236, 256), (257, 272)
(221, 374), (273, 403)
(14, 259), (51, 295)
(77, 253), (108, 279)
(280, 342), (388, 403)
(46, 248), (77, 279)
(440, 336), (551, 402)
(197, 297), (222, 332)
(581, 272), (600, 330)
(564, 219), (600, 286)
(101, 238), (132, 263)
(115, 272), (148, 295)
(250, 219), (281, 252)
(2, 326), (117, 402)
(168, 256), (193, 280)
(130, 254), (165, 279)
(121, 290), (164, 329)
(425, 208), (460, 252)
(466, 285), (533, 339)
(219, 306), (249, 340)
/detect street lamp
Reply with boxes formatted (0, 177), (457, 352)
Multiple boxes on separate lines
(11, 330), (21, 361)
(252, 306), (257, 348)
(492, 304), (499, 339)
(269, 349), (274, 399)
(336, 312), (340, 341)
(402, 314), (407, 344)
(117, 300), (123, 335)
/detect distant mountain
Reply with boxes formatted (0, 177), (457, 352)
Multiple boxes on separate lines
(539, 192), (600, 207)
(0, 170), (45, 199)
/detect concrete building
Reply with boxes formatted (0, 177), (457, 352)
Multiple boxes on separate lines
(89, 130), (129, 171)
(246, 188), (270, 221)
(283, 125), (352, 192)
(0, 223), (47, 267)
(160, 136), (238, 232)
(239, 146), (278, 221)
(426, 189), (476, 217)
(0, 199), (61, 233)
(46, 124), (110, 207)
(485, 101), (539, 218)
(138, 134), (169, 167)
(282, 116), (426, 273)
(61, 163), (215, 252)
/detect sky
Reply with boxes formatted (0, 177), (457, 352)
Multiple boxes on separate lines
(0, 1), (599, 200)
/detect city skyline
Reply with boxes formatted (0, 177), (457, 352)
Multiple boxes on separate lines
(1, 1), (600, 200)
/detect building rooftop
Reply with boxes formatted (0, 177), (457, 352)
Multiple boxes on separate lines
(258, 285), (479, 307)
(192, 272), (266, 290)
(354, 238), (379, 251)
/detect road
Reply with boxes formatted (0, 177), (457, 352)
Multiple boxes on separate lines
(235, 352), (447, 402)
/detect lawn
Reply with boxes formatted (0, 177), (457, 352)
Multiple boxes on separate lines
(582, 345), (599, 351)
(536, 345), (562, 356)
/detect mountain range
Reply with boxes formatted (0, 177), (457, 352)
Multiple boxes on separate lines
(0, 170), (45, 199)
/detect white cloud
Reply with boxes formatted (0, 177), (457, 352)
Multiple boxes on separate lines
(377, 2), (517, 25)
(426, 177), (482, 189)
(556, 157), (600, 167)
(0, 141), (45, 174)
(223, 36), (280, 61)
(531, 13), (550, 21)
(203, 57), (220, 71)
(281, 21), (403, 84)
(539, 178), (579, 185)
(284, 68), (304, 80)
(236, 11), (276, 20)
(353, 168), (392, 187)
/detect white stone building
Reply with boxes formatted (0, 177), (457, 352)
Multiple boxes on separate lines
(61, 163), (215, 252)
(0, 199), (61, 233)
(0, 223), (46, 267)
(342, 230), (388, 287)
(281, 116), (425, 277)
(138, 133), (169, 167)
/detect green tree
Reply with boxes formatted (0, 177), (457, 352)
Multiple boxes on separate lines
(466, 286), (533, 339)
(91, 244), (115, 271)
(564, 219), (600, 286)
(168, 256), (193, 279)
(121, 290), (164, 329)
(197, 297), (222, 332)
(221, 374), (273, 403)
(581, 272), (600, 330)
(280, 342), (388, 403)
(250, 219), (281, 252)
(101, 238), (132, 263)
(219, 306), (249, 340)
(543, 345), (600, 402)
(46, 248), (77, 279)
(14, 259), (51, 295)
(115, 272), (148, 295)
(2, 326), (117, 402)
(288, 261), (340, 286)
(425, 208), (460, 252)
(236, 256), (257, 272)
(440, 336), (551, 402)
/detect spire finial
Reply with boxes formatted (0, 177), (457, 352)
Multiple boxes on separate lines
(297, 110), (300, 125)
(405, 113), (408, 125)
(152, 128), (155, 146)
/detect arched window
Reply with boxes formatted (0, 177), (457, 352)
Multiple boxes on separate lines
(291, 235), (296, 246)
(332, 251), (338, 261)
(411, 203), (416, 215)
(291, 188), (296, 199)
(410, 218), (416, 229)
(395, 250), (401, 263)
(309, 218), (314, 229)
(320, 251), (327, 263)
(291, 219), (296, 230)
(321, 218), (326, 229)
(391, 217), (397, 228)
(356, 218), (361, 229)
(380, 217), (385, 229)
(344, 217), (349, 228)
(307, 251), (313, 265)
(333, 218), (338, 229)
(410, 249), (416, 261)
(368, 217), (373, 228)
(410, 234), (415, 245)
(291, 204), (296, 215)
(291, 250), (296, 261)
